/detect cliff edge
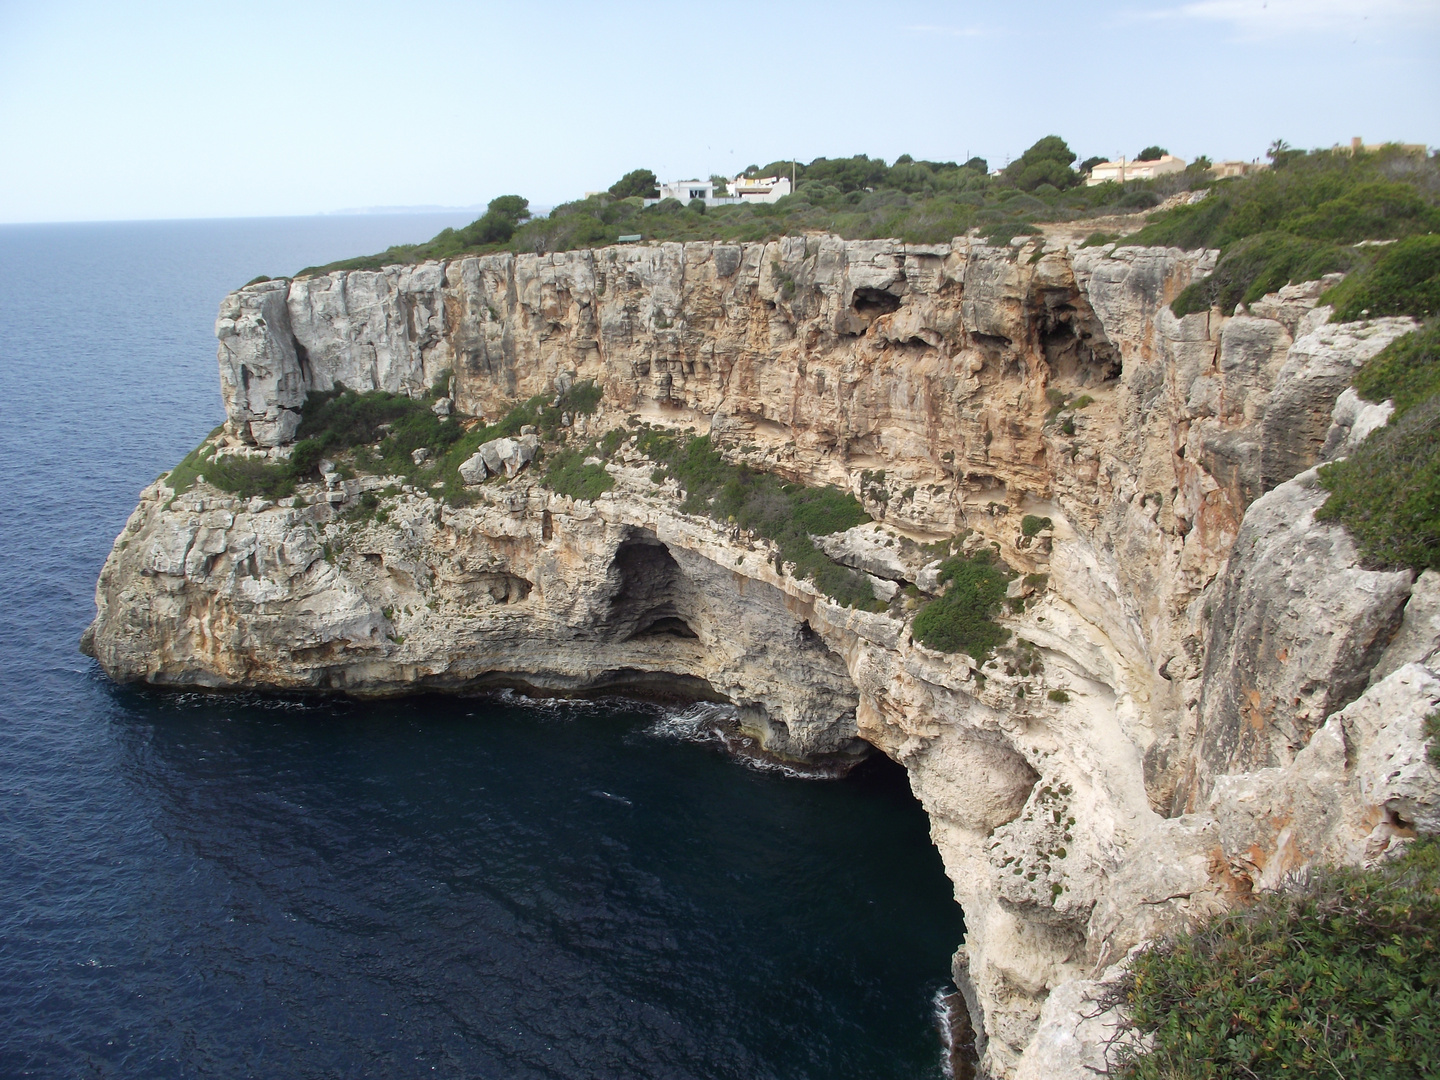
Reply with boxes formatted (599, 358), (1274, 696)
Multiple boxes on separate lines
(85, 233), (1439, 1077)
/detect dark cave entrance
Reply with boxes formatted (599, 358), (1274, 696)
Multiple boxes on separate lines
(605, 531), (703, 643)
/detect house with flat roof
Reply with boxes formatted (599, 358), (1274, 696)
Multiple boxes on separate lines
(1085, 154), (1186, 186)
(658, 179), (718, 203)
(1209, 160), (1268, 180)
(728, 175), (792, 203)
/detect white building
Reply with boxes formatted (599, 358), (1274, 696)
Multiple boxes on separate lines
(728, 175), (792, 203)
(1085, 154), (1187, 186)
(657, 179), (717, 202)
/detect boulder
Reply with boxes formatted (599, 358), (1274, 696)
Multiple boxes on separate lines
(461, 434), (540, 485)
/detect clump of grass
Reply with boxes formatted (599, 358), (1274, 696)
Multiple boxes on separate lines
(542, 448), (613, 501)
(635, 429), (881, 610)
(1112, 838), (1440, 1080)
(911, 549), (1011, 659)
(1169, 231), (1359, 316)
(1047, 689), (1070, 703)
(165, 426), (227, 496)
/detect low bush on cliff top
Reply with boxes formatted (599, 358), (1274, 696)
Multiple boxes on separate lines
(634, 429), (882, 610)
(910, 550), (1012, 659)
(292, 137), (1222, 276)
(1111, 838), (1440, 1080)
(1134, 145), (1440, 319)
(1323, 234), (1440, 322)
(1317, 319), (1440, 571)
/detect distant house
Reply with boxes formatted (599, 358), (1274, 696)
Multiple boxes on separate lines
(1338, 136), (1428, 156)
(640, 173), (795, 208)
(1085, 154), (1187, 186)
(1208, 160), (1269, 180)
(658, 179), (717, 202)
(728, 175), (792, 203)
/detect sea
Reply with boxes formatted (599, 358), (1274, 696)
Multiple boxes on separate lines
(0, 215), (964, 1079)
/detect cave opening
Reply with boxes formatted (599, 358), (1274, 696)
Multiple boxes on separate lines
(605, 530), (704, 643)
(853, 287), (903, 318)
(1038, 297), (1120, 386)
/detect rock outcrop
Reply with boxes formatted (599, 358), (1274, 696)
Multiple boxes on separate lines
(87, 233), (1435, 1078)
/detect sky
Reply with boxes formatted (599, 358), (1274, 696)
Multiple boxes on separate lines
(1, 0), (1437, 224)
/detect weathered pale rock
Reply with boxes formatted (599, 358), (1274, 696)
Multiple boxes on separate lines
(1372, 570), (1440, 682)
(817, 523), (917, 582)
(1259, 316), (1416, 489)
(93, 236), (1439, 1080)
(214, 280), (304, 446)
(1183, 468), (1412, 808)
(1322, 385), (1395, 460)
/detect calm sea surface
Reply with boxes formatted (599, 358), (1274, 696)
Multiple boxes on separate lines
(0, 216), (963, 1079)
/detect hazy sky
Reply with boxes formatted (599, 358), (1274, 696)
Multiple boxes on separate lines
(2, 0), (1436, 223)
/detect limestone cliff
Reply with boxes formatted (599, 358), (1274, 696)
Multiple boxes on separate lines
(86, 234), (1439, 1078)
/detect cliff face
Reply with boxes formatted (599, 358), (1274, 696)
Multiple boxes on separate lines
(88, 235), (1438, 1078)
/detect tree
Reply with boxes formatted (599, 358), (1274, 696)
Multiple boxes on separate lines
(486, 195), (530, 222)
(1136, 146), (1168, 161)
(1080, 155), (1106, 174)
(962, 156), (988, 173)
(608, 169), (659, 199)
(1266, 139), (1303, 168)
(709, 174), (729, 196)
(1004, 136), (1080, 191)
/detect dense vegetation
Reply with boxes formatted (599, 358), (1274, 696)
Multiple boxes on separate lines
(171, 376), (605, 506)
(1130, 145), (1440, 319)
(1113, 838), (1440, 1080)
(632, 429), (881, 610)
(1317, 319), (1440, 571)
(911, 549), (1012, 659)
(294, 136), (1220, 276)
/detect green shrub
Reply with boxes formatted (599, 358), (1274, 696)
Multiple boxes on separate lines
(1114, 838), (1440, 1080)
(1021, 514), (1053, 537)
(1316, 394), (1440, 570)
(204, 455), (298, 499)
(1047, 689), (1070, 703)
(1353, 319), (1440, 418)
(1427, 711), (1440, 768)
(1128, 148), (1440, 317)
(541, 448), (613, 501)
(608, 169), (659, 199)
(564, 379), (604, 415)
(165, 426), (226, 496)
(1169, 231), (1358, 317)
(911, 550), (1011, 658)
(1324, 235), (1440, 321)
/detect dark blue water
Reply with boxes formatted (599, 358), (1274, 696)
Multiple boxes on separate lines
(0, 218), (962, 1079)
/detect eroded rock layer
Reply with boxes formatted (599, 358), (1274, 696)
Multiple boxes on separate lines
(89, 236), (1438, 1078)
